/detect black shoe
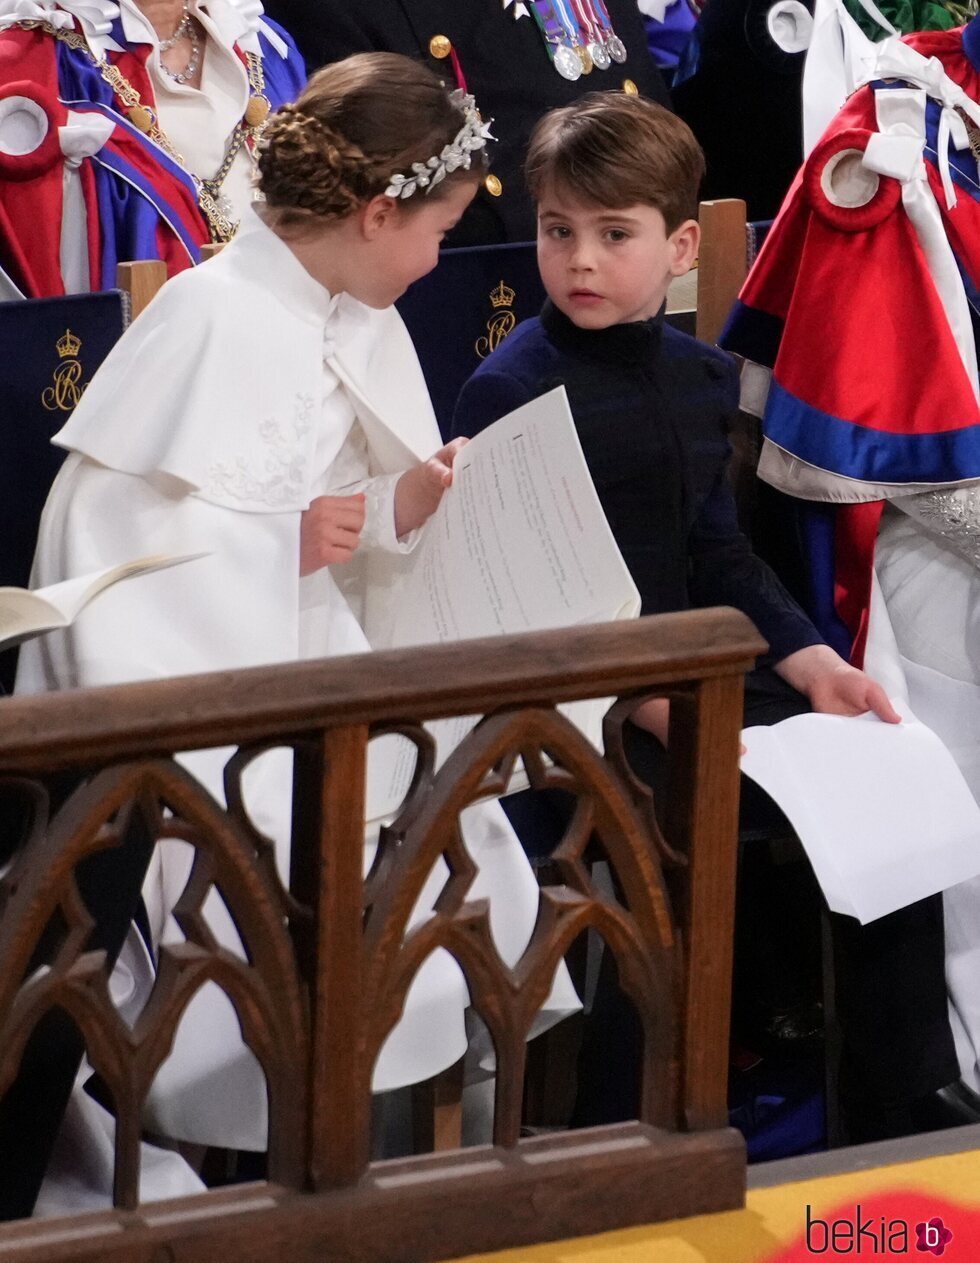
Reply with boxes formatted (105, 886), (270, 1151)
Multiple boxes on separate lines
(761, 1001), (824, 1050)
(909, 1079), (980, 1134)
(841, 1080), (980, 1145)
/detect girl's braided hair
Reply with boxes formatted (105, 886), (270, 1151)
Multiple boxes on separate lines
(258, 52), (486, 230)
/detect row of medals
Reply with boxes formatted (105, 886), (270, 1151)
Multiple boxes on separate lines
(547, 2), (627, 81)
(553, 33), (626, 79)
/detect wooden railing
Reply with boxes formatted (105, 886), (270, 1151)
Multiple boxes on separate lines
(0, 610), (763, 1262)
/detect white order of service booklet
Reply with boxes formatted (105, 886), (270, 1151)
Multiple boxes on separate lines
(0, 554), (207, 651)
(366, 386), (641, 822)
(740, 702), (980, 923)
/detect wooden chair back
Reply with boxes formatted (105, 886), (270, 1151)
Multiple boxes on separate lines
(695, 199), (751, 345)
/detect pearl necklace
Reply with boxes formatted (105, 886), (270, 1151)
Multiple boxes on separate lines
(160, 8), (203, 84)
(158, 1), (191, 52)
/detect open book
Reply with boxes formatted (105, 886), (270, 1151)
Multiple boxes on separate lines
(0, 554), (208, 651)
(366, 386), (641, 822)
(740, 702), (980, 923)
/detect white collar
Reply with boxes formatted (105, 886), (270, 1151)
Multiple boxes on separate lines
(118, 0), (286, 56)
(229, 208), (372, 342)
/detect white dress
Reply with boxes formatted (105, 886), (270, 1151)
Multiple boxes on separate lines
(17, 210), (579, 1156)
(873, 494), (980, 1096)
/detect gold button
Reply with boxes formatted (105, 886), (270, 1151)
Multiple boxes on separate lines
(623, 79), (639, 96)
(429, 34), (452, 59)
(484, 174), (503, 198)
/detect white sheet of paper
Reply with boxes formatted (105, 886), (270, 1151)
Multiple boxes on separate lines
(740, 703), (980, 923)
(365, 387), (640, 823)
(386, 386), (639, 648)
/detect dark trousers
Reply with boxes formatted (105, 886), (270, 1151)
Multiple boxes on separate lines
(0, 779), (156, 1220)
(507, 668), (959, 1125)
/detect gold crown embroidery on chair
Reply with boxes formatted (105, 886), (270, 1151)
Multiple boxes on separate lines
(43, 329), (87, 413)
(490, 280), (516, 310)
(476, 280), (518, 359)
(56, 328), (83, 359)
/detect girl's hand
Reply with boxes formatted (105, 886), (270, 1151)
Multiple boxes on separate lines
(394, 438), (469, 537)
(300, 493), (366, 575)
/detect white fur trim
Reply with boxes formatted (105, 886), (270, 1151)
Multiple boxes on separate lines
(766, 0), (813, 54)
(0, 93), (48, 156)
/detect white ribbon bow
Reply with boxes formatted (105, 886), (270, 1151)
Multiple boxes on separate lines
(0, 0), (123, 57)
(0, 0), (117, 34)
(59, 109), (114, 165)
(0, 0), (74, 31)
(870, 40), (980, 209)
(863, 87), (980, 399)
(210, 0), (288, 58)
(637, 0), (680, 21)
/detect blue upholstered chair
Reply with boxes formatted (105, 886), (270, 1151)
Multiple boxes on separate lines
(397, 241), (546, 441)
(0, 289), (129, 693)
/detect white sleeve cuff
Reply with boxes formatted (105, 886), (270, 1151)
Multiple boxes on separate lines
(335, 472), (421, 554)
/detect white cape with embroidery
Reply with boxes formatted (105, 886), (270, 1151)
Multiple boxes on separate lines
(17, 210), (579, 1161)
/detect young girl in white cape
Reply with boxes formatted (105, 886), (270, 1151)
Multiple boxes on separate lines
(16, 53), (578, 1192)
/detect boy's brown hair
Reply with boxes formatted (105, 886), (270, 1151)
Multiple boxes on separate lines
(525, 93), (704, 232)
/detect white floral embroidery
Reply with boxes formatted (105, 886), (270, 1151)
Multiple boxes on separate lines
(205, 393), (314, 506)
(361, 472), (410, 551)
(896, 485), (980, 569)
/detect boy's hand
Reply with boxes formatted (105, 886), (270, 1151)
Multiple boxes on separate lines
(775, 644), (901, 724)
(632, 697), (748, 755)
(395, 437), (469, 537)
(300, 493), (366, 575)
(806, 666), (900, 722)
(631, 697), (671, 746)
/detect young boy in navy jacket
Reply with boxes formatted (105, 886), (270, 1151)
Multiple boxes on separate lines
(452, 94), (974, 1141)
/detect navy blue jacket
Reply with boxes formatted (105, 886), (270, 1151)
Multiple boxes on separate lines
(260, 0), (669, 246)
(452, 301), (822, 662)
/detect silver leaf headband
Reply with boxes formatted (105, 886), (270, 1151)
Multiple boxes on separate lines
(385, 90), (496, 200)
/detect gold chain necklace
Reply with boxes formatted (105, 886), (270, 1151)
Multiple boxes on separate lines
(25, 19), (271, 242)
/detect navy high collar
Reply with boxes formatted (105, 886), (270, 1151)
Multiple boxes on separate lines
(540, 299), (666, 366)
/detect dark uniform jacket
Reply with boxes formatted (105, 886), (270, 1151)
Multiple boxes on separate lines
(452, 300), (823, 662)
(261, 0), (670, 244)
(672, 0), (809, 221)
